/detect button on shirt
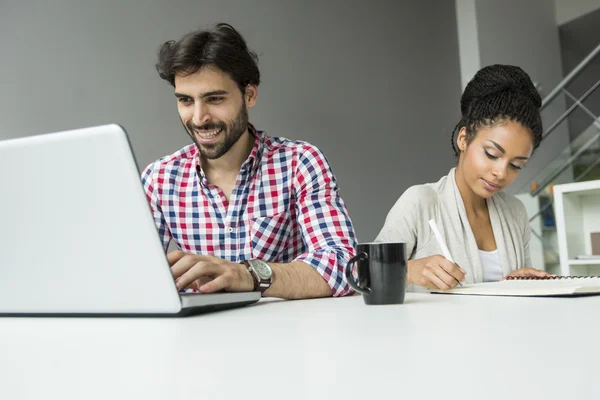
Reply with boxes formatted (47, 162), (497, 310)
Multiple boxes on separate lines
(141, 125), (357, 296)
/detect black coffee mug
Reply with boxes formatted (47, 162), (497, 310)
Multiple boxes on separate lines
(345, 242), (407, 305)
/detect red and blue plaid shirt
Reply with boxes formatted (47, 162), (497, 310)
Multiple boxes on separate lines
(141, 125), (357, 296)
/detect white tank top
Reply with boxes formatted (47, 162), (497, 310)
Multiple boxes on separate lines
(479, 249), (503, 282)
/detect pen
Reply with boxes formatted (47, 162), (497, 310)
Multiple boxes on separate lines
(428, 219), (462, 287)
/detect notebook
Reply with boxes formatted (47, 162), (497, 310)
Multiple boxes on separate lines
(431, 276), (600, 297)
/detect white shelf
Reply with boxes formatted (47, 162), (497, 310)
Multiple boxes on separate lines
(568, 259), (600, 266)
(554, 179), (600, 276)
(552, 180), (600, 194)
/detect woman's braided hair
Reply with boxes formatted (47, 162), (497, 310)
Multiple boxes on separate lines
(451, 64), (543, 156)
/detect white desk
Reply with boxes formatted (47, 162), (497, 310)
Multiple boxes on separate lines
(1, 293), (599, 400)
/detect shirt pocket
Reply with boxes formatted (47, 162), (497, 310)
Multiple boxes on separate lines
(250, 212), (292, 260)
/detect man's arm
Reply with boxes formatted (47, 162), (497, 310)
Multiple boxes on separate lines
(289, 143), (357, 297)
(141, 162), (172, 250)
(265, 261), (332, 298)
(169, 253), (335, 299)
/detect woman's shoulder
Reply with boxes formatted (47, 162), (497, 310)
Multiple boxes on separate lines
(377, 183), (440, 244)
(381, 172), (451, 229)
(399, 183), (440, 208)
(386, 182), (442, 224)
(404, 173), (452, 204)
(404, 183), (438, 199)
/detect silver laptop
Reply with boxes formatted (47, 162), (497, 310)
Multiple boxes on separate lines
(0, 124), (260, 316)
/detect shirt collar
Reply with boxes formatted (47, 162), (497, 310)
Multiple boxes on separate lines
(245, 123), (263, 174)
(194, 123), (263, 186)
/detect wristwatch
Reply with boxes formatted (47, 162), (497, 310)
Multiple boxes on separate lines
(242, 259), (273, 294)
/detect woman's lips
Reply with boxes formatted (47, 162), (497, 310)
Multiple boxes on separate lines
(482, 178), (501, 191)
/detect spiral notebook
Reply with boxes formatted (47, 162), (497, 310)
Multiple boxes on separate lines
(432, 276), (600, 297)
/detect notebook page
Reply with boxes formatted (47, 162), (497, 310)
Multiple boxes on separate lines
(432, 277), (600, 297)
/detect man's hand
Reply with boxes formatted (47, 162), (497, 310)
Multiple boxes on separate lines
(503, 268), (554, 280)
(407, 255), (466, 290)
(168, 250), (254, 293)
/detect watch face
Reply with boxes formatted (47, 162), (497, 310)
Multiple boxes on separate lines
(251, 260), (272, 279)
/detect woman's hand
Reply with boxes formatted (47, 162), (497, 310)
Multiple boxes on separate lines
(407, 255), (466, 290)
(503, 268), (554, 280)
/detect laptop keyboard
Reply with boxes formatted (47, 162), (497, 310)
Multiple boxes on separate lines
(179, 288), (202, 295)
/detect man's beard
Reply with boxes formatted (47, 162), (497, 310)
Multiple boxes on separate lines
(184, 104), (249, 160)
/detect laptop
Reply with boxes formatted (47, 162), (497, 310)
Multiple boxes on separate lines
(0, 124), (261, 316)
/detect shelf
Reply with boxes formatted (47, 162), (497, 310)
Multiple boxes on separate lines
(568, 259), (600, 266)
(555, 181), (600, 195)
(554, 179), (600, 276)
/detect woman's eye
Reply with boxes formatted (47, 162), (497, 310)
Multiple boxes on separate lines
(485, 151), (498, 160)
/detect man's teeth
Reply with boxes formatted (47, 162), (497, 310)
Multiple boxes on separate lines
(196, 129), (221, 138)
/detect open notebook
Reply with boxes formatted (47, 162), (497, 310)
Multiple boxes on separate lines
(431, 276), (600, 297)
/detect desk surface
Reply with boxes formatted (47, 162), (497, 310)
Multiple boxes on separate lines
(1, 293), (599, 400)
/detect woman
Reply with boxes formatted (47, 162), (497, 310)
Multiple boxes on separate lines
(376, 64), (552, 291)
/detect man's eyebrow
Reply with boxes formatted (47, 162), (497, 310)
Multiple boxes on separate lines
(174, 90), (229, 99)
(200, 90), (229, 99)
(486, 140), (529, 160)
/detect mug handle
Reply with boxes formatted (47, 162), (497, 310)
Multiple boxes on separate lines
(345, 252), (371, 294)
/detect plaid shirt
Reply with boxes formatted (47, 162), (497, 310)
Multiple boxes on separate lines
(141, 125), (357, 296)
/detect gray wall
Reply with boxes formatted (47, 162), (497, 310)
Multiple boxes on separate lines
(474, 0), (571, 194)
(0, 0), (462, 242)
(555, 0), (600, 25)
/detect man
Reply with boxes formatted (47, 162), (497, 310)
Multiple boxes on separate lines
(142, 23), (356, 299)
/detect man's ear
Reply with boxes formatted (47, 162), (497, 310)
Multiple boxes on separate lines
(244, 85), (258, 108)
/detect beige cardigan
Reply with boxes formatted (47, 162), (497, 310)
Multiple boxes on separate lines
(375, 168), (531, 291)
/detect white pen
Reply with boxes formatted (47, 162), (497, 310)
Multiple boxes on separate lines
(428, 219), (462, 286)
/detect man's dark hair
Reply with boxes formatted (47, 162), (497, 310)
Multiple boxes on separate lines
(156, 23), (260, 92)
(451, 64), (543, 156)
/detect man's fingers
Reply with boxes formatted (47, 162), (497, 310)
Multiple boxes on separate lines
(167, 250), (187, 266)
(170, 253), (213, 278)
(170, 255), (196, 279)
(191, 277), (213, 290)
(176, 262), (223, 290)
(199, 275), (230, 294)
